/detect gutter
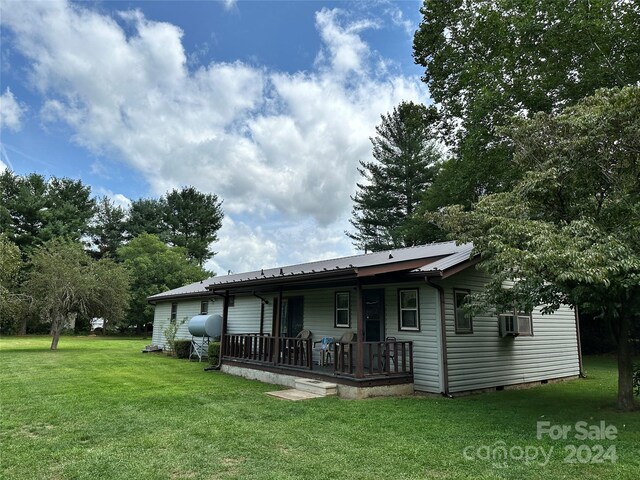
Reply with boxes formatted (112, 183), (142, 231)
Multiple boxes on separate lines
(426, 276), (451, 397)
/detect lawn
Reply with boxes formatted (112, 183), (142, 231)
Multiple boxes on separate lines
(0, 337), (637, 480)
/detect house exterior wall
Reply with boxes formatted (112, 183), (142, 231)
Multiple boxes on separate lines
(284, 283), (441, 393)
(151, 295), (264, 349)
(440, 268), (580, 393)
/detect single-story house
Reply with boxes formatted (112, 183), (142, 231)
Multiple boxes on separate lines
(148, 241), (582, 398)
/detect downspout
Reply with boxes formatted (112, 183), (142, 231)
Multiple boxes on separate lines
(574, 305), (585, 378)
(426, 277), (451, 397)
(205, 290), (229, 371)
(253, 292), (269, 336)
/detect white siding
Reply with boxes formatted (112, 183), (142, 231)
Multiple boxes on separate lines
(285, 284), (441, 393)
(151, 295), (263, 348)
(382, 283), (441, 394)
(440, 268), (580, 393)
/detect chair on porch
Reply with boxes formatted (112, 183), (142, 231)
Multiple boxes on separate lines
(335, 331), (357, 373)
(382, 336), (397, 371)
(313, 336), (335, 366)
(282, 329), (312, 367)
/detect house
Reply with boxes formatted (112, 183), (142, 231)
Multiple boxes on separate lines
(148, 241), (582, 398)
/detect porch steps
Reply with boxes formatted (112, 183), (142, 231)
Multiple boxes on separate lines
(294, 378), (338, 397)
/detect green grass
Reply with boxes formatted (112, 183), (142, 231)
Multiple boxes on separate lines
(0, 337), (638, 479)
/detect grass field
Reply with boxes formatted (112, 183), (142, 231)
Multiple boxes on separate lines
(0, 336), (638, 479)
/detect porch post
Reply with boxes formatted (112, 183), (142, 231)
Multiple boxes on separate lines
(355, 280), (364, 378)
(221, 290), (229, 359)
(273, 287), (283, 365)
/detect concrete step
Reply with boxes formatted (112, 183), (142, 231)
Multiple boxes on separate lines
(294, 378), (337, 396)
(266, 389), (324, 401)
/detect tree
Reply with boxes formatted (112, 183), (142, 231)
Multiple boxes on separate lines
(0, 235), (28, 334)
(413, 0), (640, 208)
(164, 187), (224, 266)
(26, 238), (130, 350)
(90, 196), (127, 259)
(125, 198), (168, 241)
(118, 234), (210, 327)
(40, 177), (95, 243)
(432, 86), (639, 410)
(347, 101), (442, 251)
(0, 172), (95, 256)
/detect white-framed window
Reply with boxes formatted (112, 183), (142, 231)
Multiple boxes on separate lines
(398, 289), (420, 331)
(335, 292), (350, 328)
(170, 302), (178, 323)
(200, 300), (208, 315)
(454, 289), (473, 333)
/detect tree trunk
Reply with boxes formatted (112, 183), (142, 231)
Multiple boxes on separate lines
(616, 314), (635, 411)
(50, 315), (62, 350)
(19, 317), (27, 335)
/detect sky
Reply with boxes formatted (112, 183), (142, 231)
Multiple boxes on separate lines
(0, 0), (430, 276)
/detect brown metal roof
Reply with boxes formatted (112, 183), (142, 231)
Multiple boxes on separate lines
(147, 241), (474, 302)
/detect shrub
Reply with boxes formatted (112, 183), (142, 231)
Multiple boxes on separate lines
(633, 363), (639, 397)
(163, 316), (187, 355)
(173, 340), (192, 359)
(208, 342), (221, 365)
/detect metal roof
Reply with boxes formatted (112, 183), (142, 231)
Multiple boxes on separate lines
(148, 241), (475, 302)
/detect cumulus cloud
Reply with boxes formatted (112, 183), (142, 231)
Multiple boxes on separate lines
(2, 0), (428, 272)
(94, 187), (132, 210)
(0, 87), (25, 131)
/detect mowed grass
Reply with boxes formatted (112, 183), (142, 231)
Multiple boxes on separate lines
(0, 337), (638, 480)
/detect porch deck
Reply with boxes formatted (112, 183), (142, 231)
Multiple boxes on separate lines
(222, 334), (414, 387)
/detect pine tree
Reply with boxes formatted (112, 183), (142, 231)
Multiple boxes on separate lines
(347, 101), (441, 251)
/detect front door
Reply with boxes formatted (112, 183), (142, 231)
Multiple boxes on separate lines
(363, 289), (385, 342)
(281, 296), (304, 337)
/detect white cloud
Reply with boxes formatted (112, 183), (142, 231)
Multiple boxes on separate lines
(207, 217), (278, 275)
(2, 0), (428, 273)
(0, 87), (25, 131)
(222, 0), (237, 12)
(94, 187), (132, 210)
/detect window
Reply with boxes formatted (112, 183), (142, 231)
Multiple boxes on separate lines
(170, 302), (178, 323)
(398, 289), (419, 331)
(498, 310), (533, 336)
(200, 300), (209, 315)
(335, 292), (350, 328)
(454, 289), (473, 333)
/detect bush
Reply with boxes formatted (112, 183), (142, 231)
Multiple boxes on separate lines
(208, 342), (221, 365)
(174, 340), (192, 359)
(633, 363), (639, 398)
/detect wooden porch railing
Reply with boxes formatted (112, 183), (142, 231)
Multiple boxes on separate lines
(334, 340), (413, 376)
(222, 335), (413, 377)
(223, 334), (313, 370)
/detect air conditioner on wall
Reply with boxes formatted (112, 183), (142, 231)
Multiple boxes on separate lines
(499, 314), (520, 337)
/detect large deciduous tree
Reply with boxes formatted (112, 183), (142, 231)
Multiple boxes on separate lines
(164, 187), (224, 266)
(413, 0), (640, 208)
(117, 234), (210, 327)
(347, 101), (442, 251)
(433, 86), (639, 410)
(26, 238), (130, 350)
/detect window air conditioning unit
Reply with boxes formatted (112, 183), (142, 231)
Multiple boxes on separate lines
(499, 314), (518, 337)
(499, 312), (533, 337)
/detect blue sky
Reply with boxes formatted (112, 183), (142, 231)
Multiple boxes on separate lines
(0, 0), (429, 275)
